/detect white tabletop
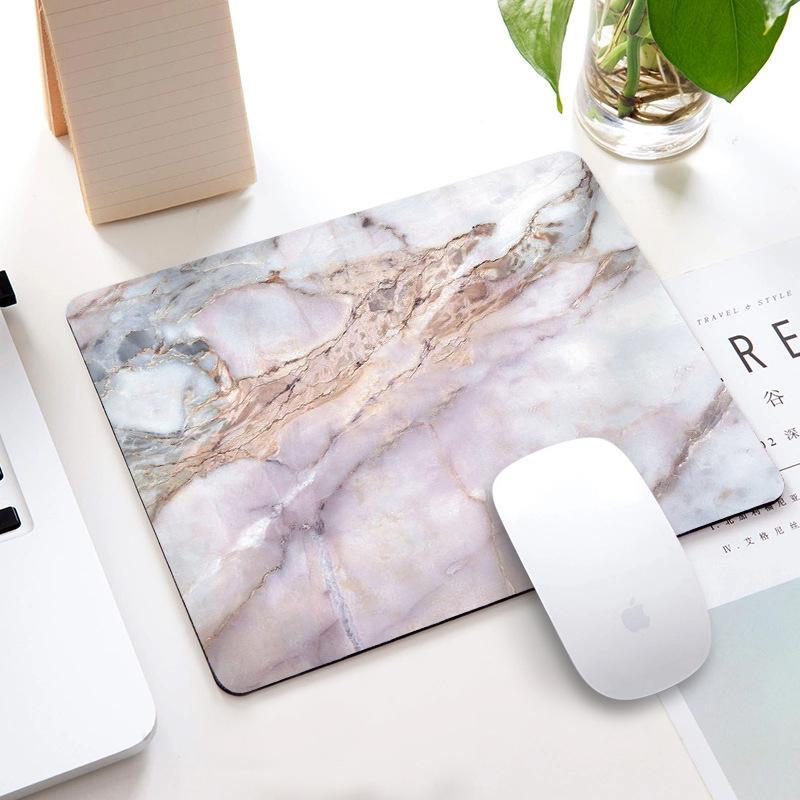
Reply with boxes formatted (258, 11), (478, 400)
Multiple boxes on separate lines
(1, 2), (798, 797)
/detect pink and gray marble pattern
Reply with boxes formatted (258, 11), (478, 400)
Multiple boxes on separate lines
(68, 152), (781, 693)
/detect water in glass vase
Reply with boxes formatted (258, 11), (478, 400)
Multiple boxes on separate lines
(576, 0), (712, 160)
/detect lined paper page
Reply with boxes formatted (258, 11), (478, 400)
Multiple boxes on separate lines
(40, 0), (256, 223)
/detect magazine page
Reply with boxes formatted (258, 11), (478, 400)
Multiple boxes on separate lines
(662, 239), (800, 800)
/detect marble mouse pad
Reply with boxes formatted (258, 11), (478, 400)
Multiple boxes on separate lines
(67, 152), (782, 694)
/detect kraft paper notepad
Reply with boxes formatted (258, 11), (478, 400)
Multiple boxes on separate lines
(67, 153), (782, 693)
(37, 0), (256, 224)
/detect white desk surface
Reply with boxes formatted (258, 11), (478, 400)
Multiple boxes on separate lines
(1, 2), (798, 798)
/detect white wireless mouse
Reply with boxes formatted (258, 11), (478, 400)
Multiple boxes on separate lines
(492, 438), (711, 701)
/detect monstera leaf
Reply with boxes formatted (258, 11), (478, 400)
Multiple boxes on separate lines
(648, 0), (789, 101)
(498, 0), (575, 112)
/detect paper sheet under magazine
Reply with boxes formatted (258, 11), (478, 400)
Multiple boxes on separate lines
(663, 238), (800, 800)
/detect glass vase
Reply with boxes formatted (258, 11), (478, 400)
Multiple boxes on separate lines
(575, 0), (712, 160)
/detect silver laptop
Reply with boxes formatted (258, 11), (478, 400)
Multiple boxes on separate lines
(0, 274), (155, 799)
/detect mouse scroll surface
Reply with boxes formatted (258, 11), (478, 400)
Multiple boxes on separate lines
(492, 438), (711, 700)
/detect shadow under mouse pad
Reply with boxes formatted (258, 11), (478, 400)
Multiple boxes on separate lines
(67, 152), (782, 694)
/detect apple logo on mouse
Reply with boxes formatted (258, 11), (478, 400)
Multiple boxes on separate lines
(621, 598), (650, 632)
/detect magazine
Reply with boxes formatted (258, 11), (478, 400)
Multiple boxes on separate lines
(663, 238), (800, 800)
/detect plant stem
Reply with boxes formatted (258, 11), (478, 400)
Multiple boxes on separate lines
(617, 34), (641, 117)
(625, 0), (647, 34)
(614, 0), (647, 117)
(596, 0), (612, 35)
(599, 40), (628, 72)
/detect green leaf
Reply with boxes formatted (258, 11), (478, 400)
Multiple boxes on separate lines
(760, 0), (798, 30)
(648, 0), (788, 102)
(498, 0), (576, 112)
